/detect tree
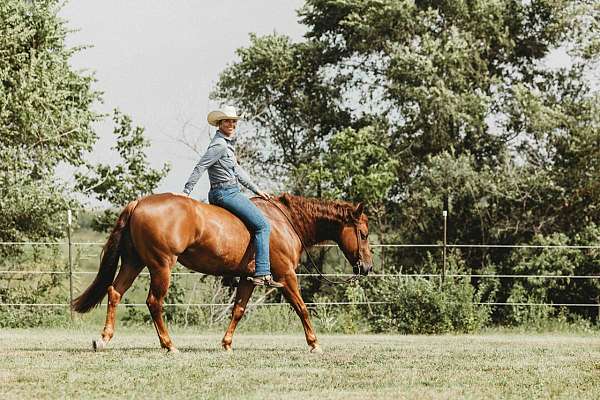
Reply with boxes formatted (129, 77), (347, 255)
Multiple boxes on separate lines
(0, 0), (168, 242)
(213, 0), (599, 237)
(76, 110), (170, 232)
(0, 0), (99, 242)
(294, 125), (399, 232)
(213, 0), (600, 324)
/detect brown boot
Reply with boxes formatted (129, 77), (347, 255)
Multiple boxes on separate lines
(247, 274), (284, 288)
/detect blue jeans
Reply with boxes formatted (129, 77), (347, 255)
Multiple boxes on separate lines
(208, 186), (271, 276)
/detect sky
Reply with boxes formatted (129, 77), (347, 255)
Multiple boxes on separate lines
(60, 0), (306, 203)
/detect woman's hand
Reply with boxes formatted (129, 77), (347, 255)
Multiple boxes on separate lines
(257, 191), (271, 201)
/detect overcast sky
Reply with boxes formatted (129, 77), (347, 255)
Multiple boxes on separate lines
(60, 0), (305, 202)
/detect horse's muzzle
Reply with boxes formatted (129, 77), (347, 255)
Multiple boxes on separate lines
(354, 260), (372, 276)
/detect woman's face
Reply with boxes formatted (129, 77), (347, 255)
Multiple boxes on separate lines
(218, 119), (237, 136)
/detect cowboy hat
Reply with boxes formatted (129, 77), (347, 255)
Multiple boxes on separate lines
(207, 105), (240, 126)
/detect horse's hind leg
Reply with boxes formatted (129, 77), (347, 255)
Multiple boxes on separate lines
(222, 278), (255, 351)
(280, 273), (321, 353)
(94, 261), (144, 351)
(146, 259), (178, 352)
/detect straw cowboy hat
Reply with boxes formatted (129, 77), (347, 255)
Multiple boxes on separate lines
(207, 105), (240, 126)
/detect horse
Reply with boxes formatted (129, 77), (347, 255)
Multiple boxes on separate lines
(71, 192), (373, 353)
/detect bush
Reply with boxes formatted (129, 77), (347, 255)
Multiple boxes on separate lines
(366, 277), (488, 334)
(499, 225), (600, 324)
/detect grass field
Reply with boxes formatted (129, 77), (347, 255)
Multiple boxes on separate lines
(1, 327), (599, 399)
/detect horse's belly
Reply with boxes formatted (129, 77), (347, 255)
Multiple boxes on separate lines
(177, 247), (255, 276)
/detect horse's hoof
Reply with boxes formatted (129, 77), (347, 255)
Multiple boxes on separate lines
(92, 339), (106, 352)
(167, 347), (180, 354)
(223, 345), (233, 352)
(310, 345), (323, 354)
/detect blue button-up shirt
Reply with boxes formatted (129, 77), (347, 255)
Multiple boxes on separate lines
(182, 130), (260, 195)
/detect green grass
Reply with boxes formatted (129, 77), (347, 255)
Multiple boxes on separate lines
(1, 328), (599, 399)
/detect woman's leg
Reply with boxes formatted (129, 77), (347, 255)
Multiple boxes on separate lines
(212, 188), (272, 276)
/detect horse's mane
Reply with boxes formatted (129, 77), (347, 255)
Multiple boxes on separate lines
(276, 193), (357, 222)
(275, 193), (358, 244)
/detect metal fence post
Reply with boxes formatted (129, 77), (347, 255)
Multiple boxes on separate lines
(381, 245), (385, 275)
(67, 209), (74, 321)
(442, 210), (447, 286)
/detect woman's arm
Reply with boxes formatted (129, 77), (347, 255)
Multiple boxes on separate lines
(233, 162), (261, 195)
(234, 162), (271, 200)
(182, 141), (227, 195)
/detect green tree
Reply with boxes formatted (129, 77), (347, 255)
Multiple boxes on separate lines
(213, 0), (600, 325)
(0, 0), (99, 242)
(1, 0), (168, 241)
(294, 125), (399, 232)
(213, 0), (599, 234)
(76, 110), (170, 232)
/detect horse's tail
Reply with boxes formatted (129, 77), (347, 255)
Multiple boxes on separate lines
(71, 200), (139, 313)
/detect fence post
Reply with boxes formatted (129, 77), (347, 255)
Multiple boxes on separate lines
(381, 245), (385, 275)
(442, 209), (447, 286)
(67, 209), (74, 321)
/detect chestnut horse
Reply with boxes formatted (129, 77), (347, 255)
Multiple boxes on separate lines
(72, 192), (373, 353)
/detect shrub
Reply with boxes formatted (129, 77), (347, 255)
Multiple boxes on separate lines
(366, 277), (488, 334)
(499, 225), (600, 324)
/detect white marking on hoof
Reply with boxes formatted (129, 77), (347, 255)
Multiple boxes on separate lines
(310, 345), (323, 354)
(92, 339), (106, 352)
(167, 347), (180, 354)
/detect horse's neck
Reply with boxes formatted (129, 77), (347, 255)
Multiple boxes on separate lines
(289, 210), (341, 247)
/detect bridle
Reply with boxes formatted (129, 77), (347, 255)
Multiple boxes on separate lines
(267, 198), (363, 285)
(354, 223), (367, 274)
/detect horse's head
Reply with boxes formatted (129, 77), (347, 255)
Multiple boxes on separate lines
(338, 203), (373, 276)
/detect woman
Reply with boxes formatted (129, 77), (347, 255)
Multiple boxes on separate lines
(182, 105), (283, 288)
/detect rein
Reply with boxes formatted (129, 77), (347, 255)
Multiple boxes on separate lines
(267, 198), (361, 285)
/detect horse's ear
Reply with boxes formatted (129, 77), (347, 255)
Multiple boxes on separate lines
(352, 202), (364, 220)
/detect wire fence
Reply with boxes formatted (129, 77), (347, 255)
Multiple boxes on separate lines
(1, 210), (599, 316)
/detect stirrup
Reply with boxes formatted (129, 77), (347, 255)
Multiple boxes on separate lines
(246, 275), (284, 288)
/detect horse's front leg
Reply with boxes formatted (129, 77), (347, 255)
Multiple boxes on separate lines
(281, 273), (321, 353)
(222, 278), (255, 351)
